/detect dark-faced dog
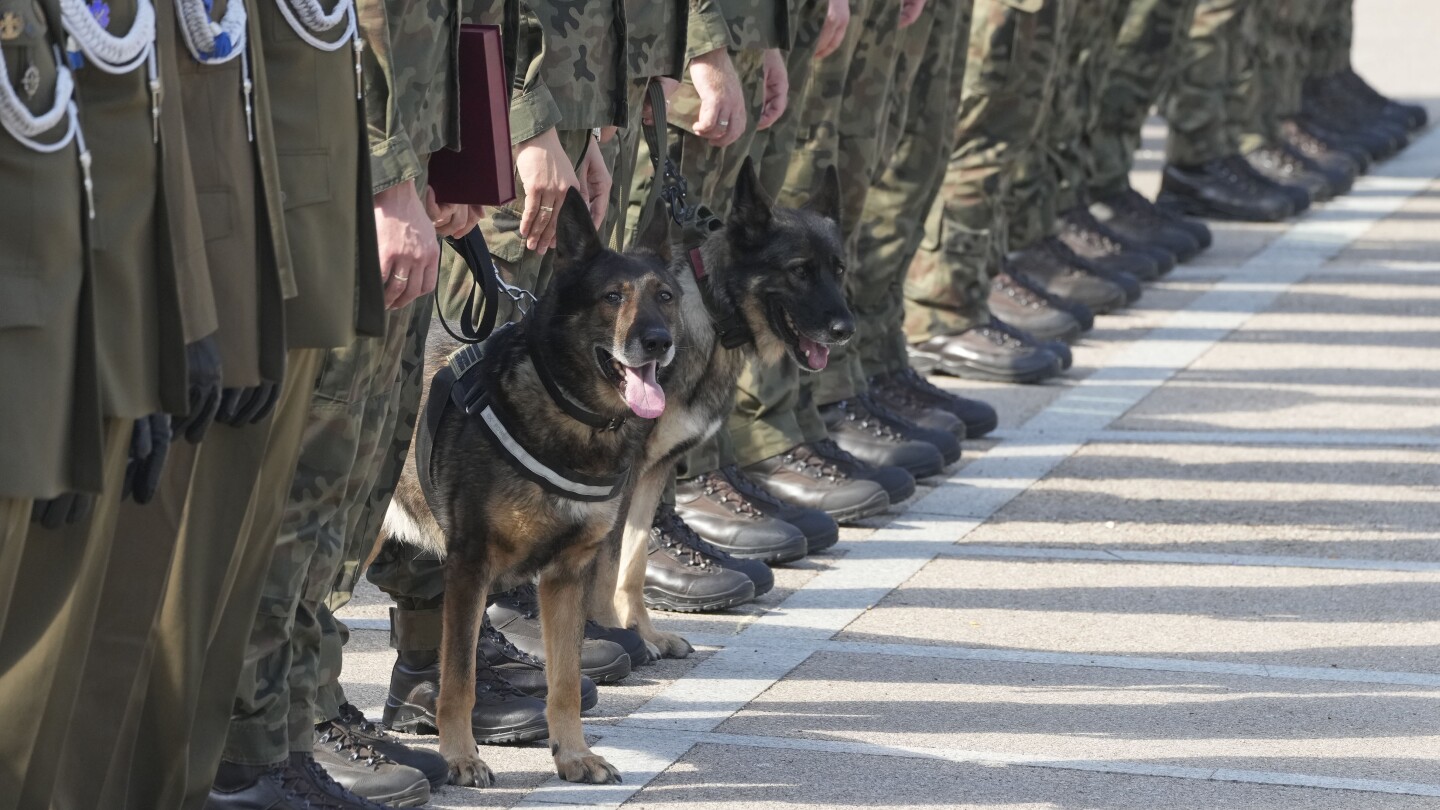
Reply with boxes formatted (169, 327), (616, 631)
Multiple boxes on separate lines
(588, 158), (855, 658)
(383, 188), (682, 786)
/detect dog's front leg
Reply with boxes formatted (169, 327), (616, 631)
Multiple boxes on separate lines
(614, 469), (693, 658)
(539, 565), (621, 784)
(438, 555), (495, 787)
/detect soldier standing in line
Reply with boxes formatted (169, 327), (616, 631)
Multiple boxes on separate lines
(0, 0), (225, 802)
(0, 0), (104, 799)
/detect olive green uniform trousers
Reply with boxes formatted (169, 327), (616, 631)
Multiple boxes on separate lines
(1161, 0), (1251, 167)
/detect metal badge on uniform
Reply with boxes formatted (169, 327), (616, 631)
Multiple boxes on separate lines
(0, 11), (24, 39)
(21, 63), (39, 97)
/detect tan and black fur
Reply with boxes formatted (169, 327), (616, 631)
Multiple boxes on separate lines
(384, 188), (682, 786)
(589, 159), (855, 658)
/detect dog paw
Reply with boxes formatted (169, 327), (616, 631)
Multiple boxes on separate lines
(555, 751), (622, 785)
(447, 753), (495, 788)
(650, 630), (693, 658)
(643, 638), (663, 660)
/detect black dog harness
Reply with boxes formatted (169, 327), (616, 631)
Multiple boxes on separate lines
(416, 237), (630, 509)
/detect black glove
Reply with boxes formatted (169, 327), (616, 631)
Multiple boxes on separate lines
(173, 336), (223, 444)
(215, 379), (281, 427)
(30, 493), (95, 530)
(122, 413), (172, 505)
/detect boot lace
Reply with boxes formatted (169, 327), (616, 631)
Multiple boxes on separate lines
(336, 703), (395, 743)
(316, 723), (392, 771)
(780, 443), (847, 483)
(719, 464), (787, 509)
(1110, 188), (1183, 228)
(290, 755), (388, 810)
(482, 614), (544, 668)
(993, 270), (1053, 310)
(973, 318), (1034, 349)
(831, 398), (905, 442)
(651, 507), (730, 568)
(1061, 208), (1125, 254)
(497, 583), (541, 619)
(694, 470), (763, 518)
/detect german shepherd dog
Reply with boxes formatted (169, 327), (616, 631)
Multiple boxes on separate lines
(589, 158), (855, 659)
(383, 188), (682, 787)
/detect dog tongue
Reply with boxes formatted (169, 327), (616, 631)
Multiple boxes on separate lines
(622, 362), (665, 419)
(799, 337), (830, 370)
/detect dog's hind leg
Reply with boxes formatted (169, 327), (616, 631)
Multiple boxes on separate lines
(437, 554), (496, 787)
(539, 560), (621, 784)
(614, 469), (693, 658)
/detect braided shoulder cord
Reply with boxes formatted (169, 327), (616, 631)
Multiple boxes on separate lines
(0, 43), (93, 217)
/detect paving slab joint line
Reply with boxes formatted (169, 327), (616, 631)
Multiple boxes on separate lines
(935, 543), (1440, 573)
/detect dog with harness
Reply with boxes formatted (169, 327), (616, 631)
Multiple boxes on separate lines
(383, 188), (682, 787)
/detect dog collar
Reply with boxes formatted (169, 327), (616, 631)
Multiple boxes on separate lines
(684, 217), (753, 351)
(533, 346), (625, 432)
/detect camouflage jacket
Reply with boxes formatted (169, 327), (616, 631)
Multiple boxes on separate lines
(512, 0), (628, 137)
(627, 0), (685, 79)
(687, 0), (789, 59)
(359, 0), (461, 191)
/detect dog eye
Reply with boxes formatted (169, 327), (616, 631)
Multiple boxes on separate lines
(657, 290), (674, 303)
(834, 263), (846, 278)
(790, 263), (810, 276)
(604, 292), (623, 304)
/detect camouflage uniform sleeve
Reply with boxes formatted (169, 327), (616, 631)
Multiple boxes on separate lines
(359, 0), (425, 192)
(686, 0), (735, 60)
(509, 5), (564, 143)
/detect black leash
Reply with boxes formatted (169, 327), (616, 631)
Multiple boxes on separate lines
(639, 81), (750, 349)
(435, 227), (502, 345)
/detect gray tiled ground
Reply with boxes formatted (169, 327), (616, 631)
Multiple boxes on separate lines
(332, 3), (1440, 807)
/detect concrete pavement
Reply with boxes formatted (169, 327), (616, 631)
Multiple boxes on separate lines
(335, 2), (1440, 806)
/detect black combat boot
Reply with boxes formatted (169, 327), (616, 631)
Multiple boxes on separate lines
(289, 752), (408, 810)
(909, 320), (1063, 385)
(743, 443), (894, 521)
(478, 615), (600, 707)
(1058, 205), (1172, 281)
(486, 584), (632, 683)
(310, 725), (429, 807)
(819, 397), (946, 478)
(1158, 157), (1296, 222)
(643, 506), (760, 611)
(989, 267), (1093, 339)
(1007, 241), (1131, 313)
(675, 471), (810, 564)
(1090, 186), (1208, 257)
(1337, 69), (1426, 131)
(872, 368), (998, 440)
(205, 761), (317, 810)
(713, 464), (840, 553)
(380, 648), (550, 744)
(862, 375), (965, 438)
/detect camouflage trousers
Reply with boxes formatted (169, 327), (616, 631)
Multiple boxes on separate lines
(1309, 0), (1352, 78)
(1004, 0), (1074, 251)
(225, 297), (431, 764)
(904, 0), (1070, 342)
(790, 0), (902, 407)
(1162, 0), (1252, 167)
(852, 0), (971, 380)
(729, 0), (835, 467)
(364, 131), (593, 653)
(1087, 0), (1202, 197)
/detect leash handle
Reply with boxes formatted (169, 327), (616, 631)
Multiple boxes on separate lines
(436, 227), (501, 344)
(642, 79), (693, 227)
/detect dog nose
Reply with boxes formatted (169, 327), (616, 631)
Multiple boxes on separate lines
(640, 327), (673, 356)
(828, 316), (855, 343)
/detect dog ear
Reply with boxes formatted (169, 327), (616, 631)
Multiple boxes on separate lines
(554, 187), (604, 266)
(634, 198), (673, 262)
(804, 165), (843, 230)
(729, 157), (773, 243)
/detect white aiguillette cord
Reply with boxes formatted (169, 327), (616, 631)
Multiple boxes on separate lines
(173, 0), (255, 140)
(273, 0), (362, 99)
(0, 43), (94, 217)
(60, 0), (161, 142)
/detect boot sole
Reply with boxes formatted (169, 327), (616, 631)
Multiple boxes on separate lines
(644, 578), (756, 613)
(363, 778), (431, 808)
(693, 535), (810, 565)
(935, 356), (1062, 385)
(830, 485), (895, 525)
(381, 699), (550, 745)
(963, 411), (1000, 440)
(583, 653), (633, 684)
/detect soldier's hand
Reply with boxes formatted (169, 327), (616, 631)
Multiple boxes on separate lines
(30, 493), (94, 530)
(816, 0), (850, 59)
(424, 186), (474, 240)
(374, 179), (441, 309)
(216, 381), (281, 427)
(689, 48), (746, 147)
(757, 49), (789, 131)
(173, 336), (223, 444)
(515, 128), (582, 255)
(123, 413), (172, 505)
(899, 0), (927, 27)
(577, 140), (612, 229)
